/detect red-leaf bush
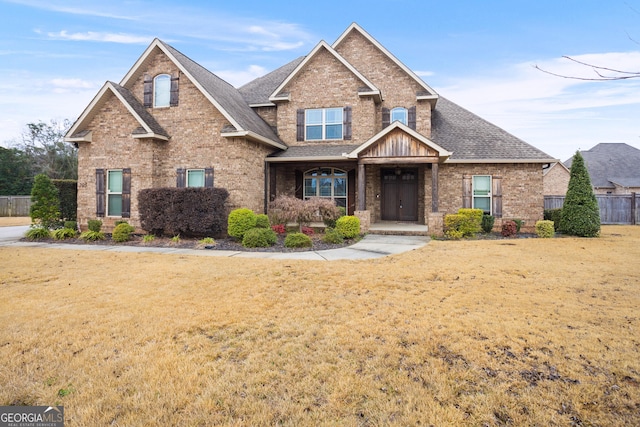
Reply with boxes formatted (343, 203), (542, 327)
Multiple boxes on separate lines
(501, 220), (517, 237)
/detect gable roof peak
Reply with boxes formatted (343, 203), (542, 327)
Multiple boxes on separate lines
(333, 23), (439, 103)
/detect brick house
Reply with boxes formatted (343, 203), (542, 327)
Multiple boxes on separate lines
(66, 23), (556, 234)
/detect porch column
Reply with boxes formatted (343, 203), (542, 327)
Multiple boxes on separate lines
(357, 162), (366, 211)
(431, 162), (439, 212)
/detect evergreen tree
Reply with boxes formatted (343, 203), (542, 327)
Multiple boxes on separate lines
(0, 146), (33, 195)
(30, 174), (60, 228)
(559, 151), (600, 237)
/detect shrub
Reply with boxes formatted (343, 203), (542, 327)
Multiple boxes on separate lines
(52, 179), (77, 222)
(143, 234), (155, 243)
(64, 221), (77, 231)
(544, 208), (563, 231)
(445, 209), (483, 239)
(535, 220), (555, 238)
(255, 214), (271, 229)
(138, 187), (229, 237)
(269, 195), (341, 232)
(481, 214), (495, 233)
(284, 232), (312, 248)
(513, 219), (524, 233)
(52, 227), (77, 240)
(271, 224), (286, 234)
(559, 151), (600, 237)
(171, 234), (181, 244)
(301, 226), (314, 236)
(30, 174), (60, 228)
(112, 222), (135, 242)
(227, 208), (257, 240)
(80, 230), (105, 241)
(322, 228), (344, 244)
(444, 214), (465, 239)
(25, 225), (51, 240)
(242, 227), (277, 248)
(335, 215), (360, 239)
(87, 219), (102, 233)
(501, 220), (517, 237)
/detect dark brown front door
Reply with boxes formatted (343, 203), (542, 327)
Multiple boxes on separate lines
(381, 168), (418, 221)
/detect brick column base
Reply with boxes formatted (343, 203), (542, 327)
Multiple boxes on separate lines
(354, 210), (370, 233)
(428, 212), (445, 237)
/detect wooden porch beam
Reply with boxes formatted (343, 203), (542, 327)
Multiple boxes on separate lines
(357, 162), (366, 211)
(359, 157), (438, 165)
(431, 162), (439, 212)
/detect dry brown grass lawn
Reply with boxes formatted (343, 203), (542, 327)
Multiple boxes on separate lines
(0, 216), (31, 226)
(1, 225), (638, 426)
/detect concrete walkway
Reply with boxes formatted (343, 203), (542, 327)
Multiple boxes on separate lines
(5, 233), (430, 261)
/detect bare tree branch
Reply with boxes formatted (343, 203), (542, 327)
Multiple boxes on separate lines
(535, 55), (640, 81)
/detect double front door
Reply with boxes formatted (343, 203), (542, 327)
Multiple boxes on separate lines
(381, 168), (418, 221)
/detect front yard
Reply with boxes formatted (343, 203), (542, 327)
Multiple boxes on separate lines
(0, 226), (638, 425)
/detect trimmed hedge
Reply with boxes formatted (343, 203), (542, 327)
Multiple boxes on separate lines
(544, 208), (562, 231)
(228, 208), (257, 240)
(535, 220), (555, 238)
(138, 187), (229, 238)
(445, 208), (483, 239)
(242, 227), (277, 248)
(284, 232), (312, 248)
(112, 222), (135, 242)
(335, 215), (360, 239)
(255, 214), (271, 229)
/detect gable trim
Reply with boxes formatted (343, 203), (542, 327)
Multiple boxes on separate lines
(268, 40), (382, 103)
(221, 130), (287, 150)
(346, 121), (452, 161)
(332, 23), (439, 103)
(64, 82), (169, 143)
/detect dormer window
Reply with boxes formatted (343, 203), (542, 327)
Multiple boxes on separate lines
(154, 74), (171, 108)
(391, 107), (408, 125)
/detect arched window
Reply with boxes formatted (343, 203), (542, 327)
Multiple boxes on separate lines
(154, 74), (171, 107)
(391, 107), (408, 125)
(304, 168), (347, 208)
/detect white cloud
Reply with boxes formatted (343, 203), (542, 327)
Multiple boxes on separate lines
(215, 65), (269, 87)
(415, 70), (435, 77)
(5, 0), (138, 20)
(46, 30), (152, 44)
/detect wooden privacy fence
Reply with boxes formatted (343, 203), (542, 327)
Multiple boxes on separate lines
(544, 193), (639, 225)
(0, 196), (32, 217)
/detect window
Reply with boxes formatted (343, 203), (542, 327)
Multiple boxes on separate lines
(186, 169), (205, 187)
(473, 175), (491, 214)
(107, 169), (123, 216)
(391, 107), (408, 125)
(154, 74), (171, 108)
(304, 168), (347, 208)
(305, 108), (343, 140)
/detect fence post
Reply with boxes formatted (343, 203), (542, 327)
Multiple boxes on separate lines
(632, 192), (637, 225)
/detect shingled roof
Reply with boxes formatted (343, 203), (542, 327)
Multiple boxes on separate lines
(431, 97), (554, 162)
(239, 56), (305, 106)
(564, 143), (640, 188)
(109, 82), (168, 138)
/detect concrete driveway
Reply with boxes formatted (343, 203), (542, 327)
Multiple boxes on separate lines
(0, 225), (29, 245)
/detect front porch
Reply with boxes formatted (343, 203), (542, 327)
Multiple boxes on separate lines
(368, 221), (429, 236)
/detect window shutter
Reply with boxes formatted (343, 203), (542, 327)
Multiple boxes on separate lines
(408, 106), (416, 130)
(343, 106), (352, 140)
(492, 175), (503, 218)
(462, 174), (472, 208)
(122, 168), (131, 218)
(170, 73), (179, 107)
(204, 167), (214, 188)
(143, 74), (153, 107)
(176, 168), (186, 188)
(296, 109), (304, 141)
(382, 107), (390, 128)
(96, 169), (105, 217)
(295, 170), (303, 199)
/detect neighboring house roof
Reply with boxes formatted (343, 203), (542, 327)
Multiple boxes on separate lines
(543, 161), (570, 176)
(239, 56), (305, 106)
(564, 143), (640, 188)
(268, 40), (382, 103)
(66, 81), (169, 142)
(431, 97), (556, 163)
(332, 23), (438, 102)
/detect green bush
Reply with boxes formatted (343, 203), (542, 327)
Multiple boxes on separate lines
(64, 221), (77, 231)
(30, 174), (60, 228)
(535, 220), (555, 238)
(87, 219), (102, 233)
(143, 234), (155, 243)
(52, 179), (77, 222)
(501, 220), (517, 237)
(25, 225), (51, 240)
(255, 214), (271, 229)
(284, 232), (312, 248)
(52, 227), (77, 240)
(335, 215), (360, 239)
(242, 227), (277, 248)
(544, 209), (562, 231)
(481, 214), (495, 233)
(112, 222), (135, 242)
(559, 151), (600, 237)
(445, 209), (483, 239)
(80, 230), (105, 241)
(227, 208), (257, 240)
(322, 227), (344, 244)
(444, 214), (465, 239)
(513, 219), (524, 233)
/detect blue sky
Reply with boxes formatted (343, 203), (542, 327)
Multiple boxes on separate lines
(1, 0), (640, 161)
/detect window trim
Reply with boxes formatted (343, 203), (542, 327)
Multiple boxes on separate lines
(305, 108), (343, 141)
(153, 74), (171, 108)
(303, 167), (348, 208)
(107, 169), (123, 217)
(390, 107), (408, 125)
(472, 175), (492, 215)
